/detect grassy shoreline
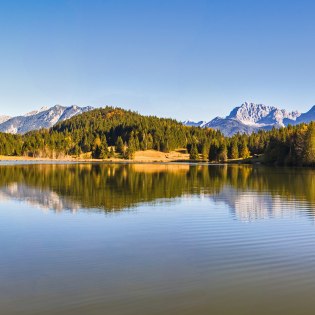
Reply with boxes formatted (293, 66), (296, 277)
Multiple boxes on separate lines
(0, 150), (263, 165)
(0, 150), (191, 164)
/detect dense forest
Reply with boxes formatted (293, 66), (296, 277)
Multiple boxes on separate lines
(207, 122), (315, 166)
(0, 107), (223, 159)
(0, 106), (315, 166)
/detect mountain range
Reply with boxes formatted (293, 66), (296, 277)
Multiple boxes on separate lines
(0, 105), (93, 134)
(1, 102), (315, 136)
(183, 102), (315, 136)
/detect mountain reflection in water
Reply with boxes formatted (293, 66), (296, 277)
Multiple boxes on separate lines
(0, 164), (314, 221)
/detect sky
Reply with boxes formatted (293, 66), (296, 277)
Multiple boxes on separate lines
(0, 0), (315, 121)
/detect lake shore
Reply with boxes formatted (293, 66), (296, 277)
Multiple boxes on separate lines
(0, 150), (263, 165)
(0, 150), (193, 164)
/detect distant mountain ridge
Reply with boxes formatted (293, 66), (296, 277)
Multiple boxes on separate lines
(182, 120), (208, 128)
(184, 102), (315, 136)
(2, 102), (315, 137)
(0, 105), (94, 134)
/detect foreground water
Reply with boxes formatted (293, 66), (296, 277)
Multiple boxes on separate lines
(1, 164), (315, 315)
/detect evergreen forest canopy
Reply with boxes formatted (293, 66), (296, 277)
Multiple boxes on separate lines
(0, 106), (315, 166)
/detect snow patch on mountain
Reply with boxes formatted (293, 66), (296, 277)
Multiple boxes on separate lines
(226, 102), (300, 127)
(182, 120), (207, 128)
(289, 105), (315, 125)
(183, 102), (306, 136)
(204, 116), (259, 136)
(0, 105), (94, 134)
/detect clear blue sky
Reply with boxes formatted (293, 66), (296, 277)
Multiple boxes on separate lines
(0, 0), (315, 121)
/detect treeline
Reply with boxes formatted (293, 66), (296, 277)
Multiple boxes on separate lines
(204, 122), (315, 166)
(262, 122), (315, 166)
(0, 106), (315, 166)
(0, 133), (23, 156)
(206, 122), (315, 166)
(0, 107), (223, 159)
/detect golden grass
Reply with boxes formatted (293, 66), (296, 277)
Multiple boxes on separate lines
(134, 150), (189, 162)
(0, 149), (190, 163)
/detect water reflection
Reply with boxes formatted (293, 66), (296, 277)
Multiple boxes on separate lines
(0, 164), (314, 220)
(2, 163), (315, 315)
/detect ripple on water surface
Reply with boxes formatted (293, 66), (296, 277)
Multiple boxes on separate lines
(0, 164), (315, 315)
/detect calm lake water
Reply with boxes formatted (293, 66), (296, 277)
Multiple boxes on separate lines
(1, 163), (315, 315)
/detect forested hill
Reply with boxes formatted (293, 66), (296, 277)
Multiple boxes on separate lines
(52, 106), (198, 152)
(1, 106), (315, 167)
(0, 107), (223, 159)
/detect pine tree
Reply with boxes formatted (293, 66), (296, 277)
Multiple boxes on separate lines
(201, 142), (210, 160)
(115, 136), (124, 154)
(125, 136), (136, 159)
(304, 122), (315, 165)
(218, 142), (228, 162)
(209, 141), (219, 162)
(229, 139), (239, 159)
(189, 144), (199, 160)
(239, 139), (250, 159)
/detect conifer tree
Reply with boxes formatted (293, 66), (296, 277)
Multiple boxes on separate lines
(189, 144), (199, 160)
(304, 122), (315, 165)
(239, 139), (250, 159)
(209, 141), (219, 162)
(115, 136), (124, 154)
(229, 139), (239, 159)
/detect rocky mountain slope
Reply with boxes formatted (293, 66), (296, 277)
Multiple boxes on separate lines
(0, 105), (93, 134)
(182, 120), (208, 128)
(289, 105), (315, 125)
(184, 102), (314, 136)
(2, 102), (315, 137)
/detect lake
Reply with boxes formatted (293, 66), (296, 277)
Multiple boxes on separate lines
(1, 163), (315, 315)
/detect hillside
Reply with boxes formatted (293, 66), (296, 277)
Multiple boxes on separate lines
(0, 107), (222, 160)
(0, 105), (93, 134)
(1, 105), (315, 167)
(2, 101), (315, 137)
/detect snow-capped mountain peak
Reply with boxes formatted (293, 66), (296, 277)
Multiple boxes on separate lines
(183, 102), (309, 136)
(227, 102), (277, 125)
(227, 102), (300, 127)
(182, 120), (208, 128)
(0, 105), (94, 134)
